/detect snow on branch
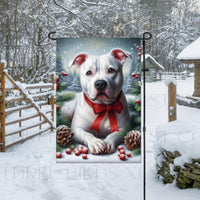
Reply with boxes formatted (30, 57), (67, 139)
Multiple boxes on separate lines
(40, 0), (56, 20)
(53, 0), (92, 28)
(78, 0), (114, 7)
(165, 78), (177, 87)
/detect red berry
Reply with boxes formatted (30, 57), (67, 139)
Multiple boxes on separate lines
(82, 154), (87, 159)
(138, 48), (142, 52)
(61, 71), (68, 76)
(82, 148), (89, 154)
(136, 46), (140, 49)
(118, 154), (121, 157)
(137, 72), (140, 76)
(74, 149), (77, 153)
(117, 145), (124, 151)
(77, 145), (84, 154)
(65, 148), (71, 154)
(56, 105), (60, 109)
(138, 53), (141, 57)
(56, 84), (59, 90)
(74, 150), (80, 156)
(131, 73), (136, 78)
(56, 152), (62, 158)
(119, 149), (125, 154)
(56, 76), (60, 83)
(119, 154), (126, 161)
(135, 75), (139, 79)
(78, 145), (84, 149)
(135, 99), (140, 104)
(78, 149), (82, 154)
(127, 153), (131, 157)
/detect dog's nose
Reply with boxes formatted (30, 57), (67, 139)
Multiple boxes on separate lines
(95, 80), (107, 91)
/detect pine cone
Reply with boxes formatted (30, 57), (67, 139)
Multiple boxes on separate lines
(124, 130), (141, 150)
(56, 125), (74, 147)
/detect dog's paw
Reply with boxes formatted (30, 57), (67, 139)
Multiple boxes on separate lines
(104, 139), (116, 154)
(87, 138), (106, 155)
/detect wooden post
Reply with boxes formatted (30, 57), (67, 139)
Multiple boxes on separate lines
(51, 73), (55, 131)
(0, 63), (6, 152)
(159, 72), (161, 81)
(168, 82), (177, 122)
(193, 63), (200, 97)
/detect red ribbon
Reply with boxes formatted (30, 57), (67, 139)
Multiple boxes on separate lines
(84, 92), (123, 133)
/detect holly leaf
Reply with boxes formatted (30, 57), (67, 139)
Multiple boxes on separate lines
(132, 147), (141, 156)
(56, 143), (64, 152)
(117, 123), (132, 138)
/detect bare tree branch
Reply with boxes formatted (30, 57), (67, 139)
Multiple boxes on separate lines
(53, 0), (92, 28)
(40, 0), (55, 20)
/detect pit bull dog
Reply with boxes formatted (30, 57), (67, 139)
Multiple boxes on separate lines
(62, 49), (131, 154)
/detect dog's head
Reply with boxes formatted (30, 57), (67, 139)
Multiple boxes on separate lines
(71, 49), (131, 104)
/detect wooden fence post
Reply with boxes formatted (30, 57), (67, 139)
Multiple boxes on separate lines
(51, 73), (55, 131)
(168, 82), (177, 122)
(0, 63), (6, 152)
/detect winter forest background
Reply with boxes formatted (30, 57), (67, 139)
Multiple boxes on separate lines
(1, 0), (200, 83)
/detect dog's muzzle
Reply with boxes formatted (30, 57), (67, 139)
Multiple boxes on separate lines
(95, 80), (107, 91)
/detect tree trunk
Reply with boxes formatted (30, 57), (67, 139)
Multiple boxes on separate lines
(193, 63), (200, 97)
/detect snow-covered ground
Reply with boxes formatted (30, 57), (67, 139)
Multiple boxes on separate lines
(0, 77), (200, 200)
(146, 77), (200, 200)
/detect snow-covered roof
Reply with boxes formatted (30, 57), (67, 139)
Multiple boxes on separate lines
(141, 54), (164, 70)
(177, 37), (200, 63)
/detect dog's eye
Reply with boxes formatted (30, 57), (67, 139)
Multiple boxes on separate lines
(86, 70), (92, 76)
(108, 68), (115, 73)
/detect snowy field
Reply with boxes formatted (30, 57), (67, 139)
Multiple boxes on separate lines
(0, 77), (200, 200)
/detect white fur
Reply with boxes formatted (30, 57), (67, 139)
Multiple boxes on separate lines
(62, 50), (131, 154)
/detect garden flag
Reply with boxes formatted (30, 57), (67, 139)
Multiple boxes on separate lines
(56, 38), (142, 163)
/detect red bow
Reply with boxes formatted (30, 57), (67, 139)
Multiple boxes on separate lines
(84, 92), (123, 133)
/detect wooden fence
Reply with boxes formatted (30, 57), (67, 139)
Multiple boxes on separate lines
(159, 72), (187, 80)
(0, 63), (55, 152)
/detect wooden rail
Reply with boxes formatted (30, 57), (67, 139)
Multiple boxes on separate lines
(5, 127), (51, 149)
(5, 105), (33, 114)
(159, 72), (187, 80)
(5, 113), (40, 126)
(6, 121), (47, 136)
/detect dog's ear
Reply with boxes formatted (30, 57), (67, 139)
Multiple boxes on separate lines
(110, 49), (131, 65)
(70, 53), (88, 67)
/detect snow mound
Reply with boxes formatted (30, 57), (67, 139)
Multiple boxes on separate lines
(164, 78), (177, 87)
(177, 37), (200, 60)
(0, 59), (7, 67)
(155, 120), (200, 166)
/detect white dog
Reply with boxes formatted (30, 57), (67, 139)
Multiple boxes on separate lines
(62, 49), (131, 154)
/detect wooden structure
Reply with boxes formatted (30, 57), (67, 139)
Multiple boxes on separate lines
(177, 37), (200, 97)
(141, 54), (164, 82)
(0, 63), (55, 152)
(168, 82), (177, 122)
